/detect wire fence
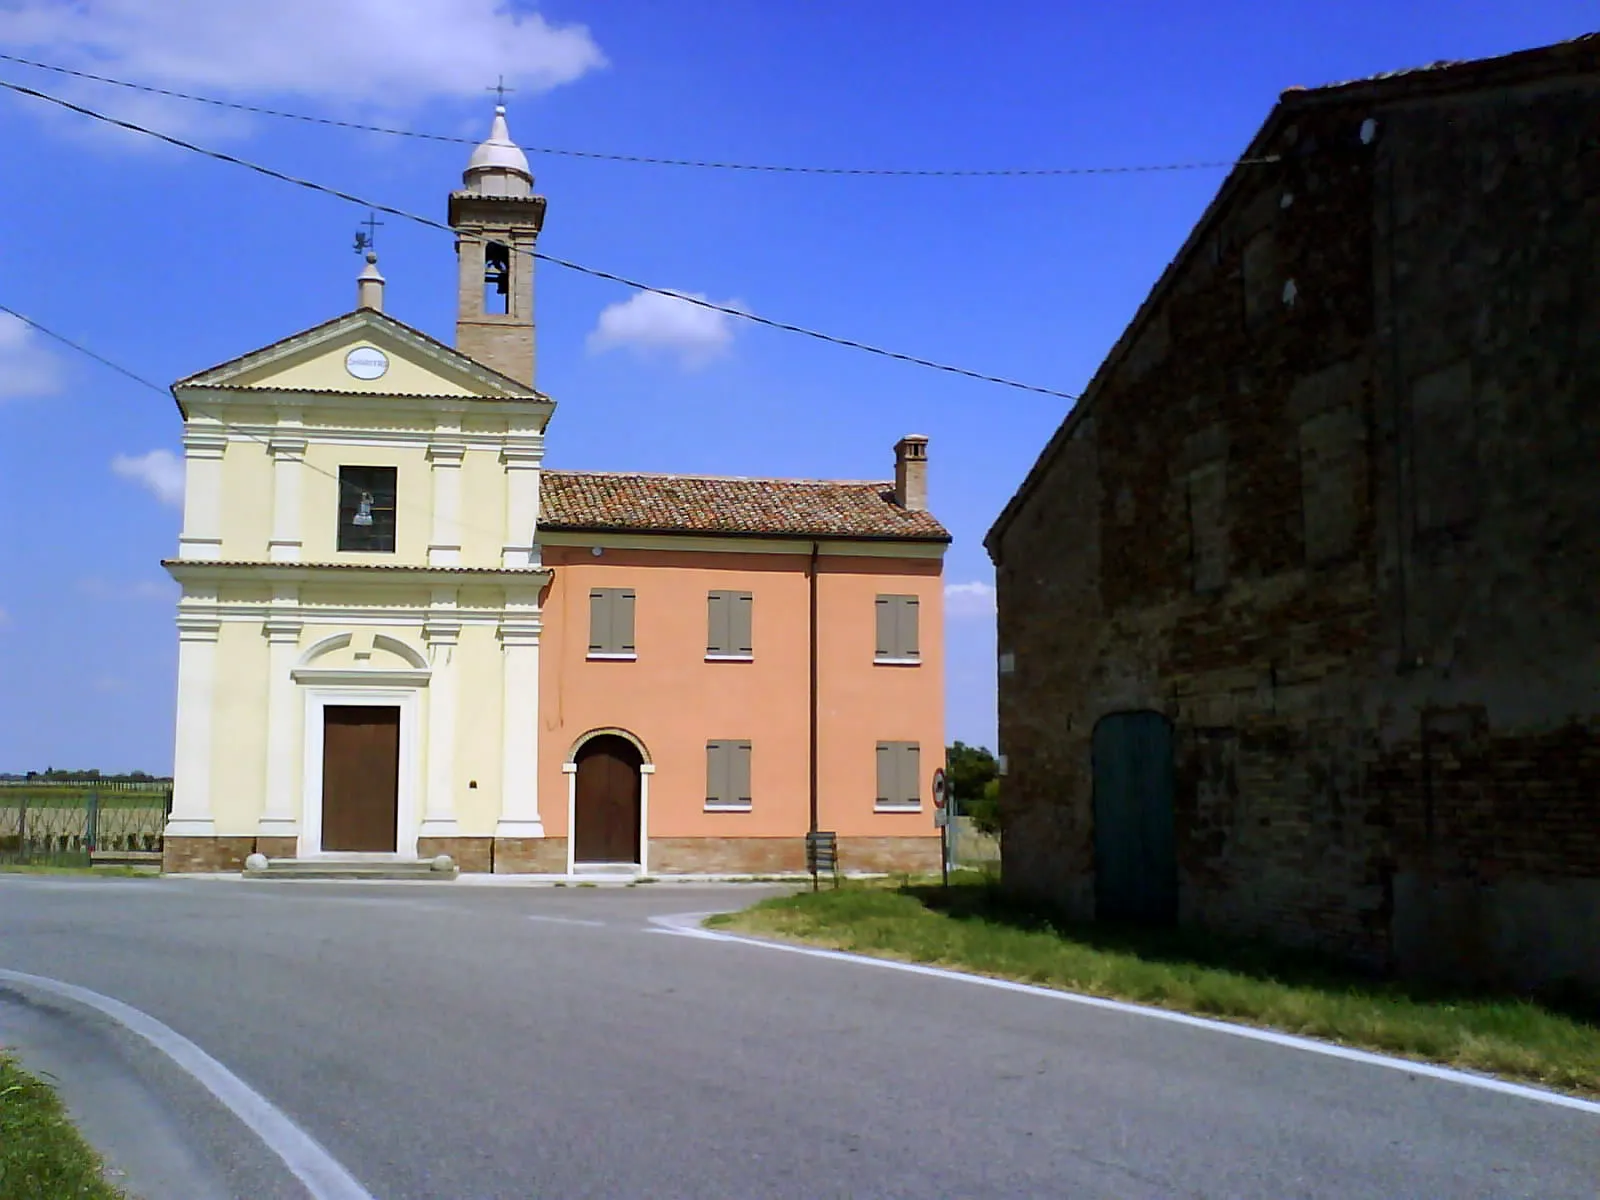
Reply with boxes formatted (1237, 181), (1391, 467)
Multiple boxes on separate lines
(0, 779), (171, 866)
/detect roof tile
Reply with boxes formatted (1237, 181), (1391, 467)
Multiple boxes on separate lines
(539, 470), (950, 541)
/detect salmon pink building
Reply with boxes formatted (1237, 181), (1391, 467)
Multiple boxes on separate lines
(160, 105), (948, 877)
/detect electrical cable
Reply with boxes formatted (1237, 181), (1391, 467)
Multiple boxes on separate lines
(0, 51), (1279, 179)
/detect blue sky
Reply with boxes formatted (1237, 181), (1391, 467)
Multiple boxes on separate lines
(0, 1), (1591, 773)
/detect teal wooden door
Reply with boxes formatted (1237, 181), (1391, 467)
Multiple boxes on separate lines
(1092, 711), (1177, 923)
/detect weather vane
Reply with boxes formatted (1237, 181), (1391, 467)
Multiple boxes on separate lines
(487, 75), (515, 105)
(352, 211), (384, 255)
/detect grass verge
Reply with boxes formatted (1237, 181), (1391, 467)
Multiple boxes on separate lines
(0, 1053), (127, 1200)
(0, 865), (156, 877)
(707, 875), (1600, 1097)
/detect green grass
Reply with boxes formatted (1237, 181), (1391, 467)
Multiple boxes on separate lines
(0, 1053), (127, 1200)
(707, 876), (1600, 1097)
(0, 864), (157, 877)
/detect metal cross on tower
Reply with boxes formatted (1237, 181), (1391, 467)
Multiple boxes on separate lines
(352, 211), (384, 255)
(487, 75), (515, 105)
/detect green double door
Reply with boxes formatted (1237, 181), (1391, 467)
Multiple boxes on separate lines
(1092, 711), (1177, 924)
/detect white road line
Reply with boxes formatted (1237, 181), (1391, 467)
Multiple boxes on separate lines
(526, 914), (606, 927)
(646, 913), (1600, 1118)
(0, 968), (375, 1200)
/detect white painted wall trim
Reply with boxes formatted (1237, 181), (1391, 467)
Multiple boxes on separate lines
(563, 762), (578, 876)
(299, 686), (421, 860)
(291, 668), (430, 688)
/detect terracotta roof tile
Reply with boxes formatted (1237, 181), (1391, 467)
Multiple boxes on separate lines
(539, 470), (950, 542)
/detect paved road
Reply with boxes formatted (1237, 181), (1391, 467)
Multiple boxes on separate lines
(0, 876), (1595, 1199)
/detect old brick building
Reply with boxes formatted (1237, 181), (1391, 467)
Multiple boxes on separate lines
(985, 36), (1599, 993)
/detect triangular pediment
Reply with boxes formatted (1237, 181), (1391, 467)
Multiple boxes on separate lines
(174, 309), (543, 402)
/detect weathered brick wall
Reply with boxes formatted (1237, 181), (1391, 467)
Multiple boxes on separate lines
(993, 64), (1600, 989)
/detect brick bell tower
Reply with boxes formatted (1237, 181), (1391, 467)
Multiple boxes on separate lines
(449, 103), (547, 387)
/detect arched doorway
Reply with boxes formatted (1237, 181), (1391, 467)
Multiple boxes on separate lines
(1092, 710), (1177, 924)
(573, 734), (643, 866)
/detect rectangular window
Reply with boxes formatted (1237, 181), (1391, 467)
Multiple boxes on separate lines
(875, 741), (922, 810)
(706, 740), (753, 810)
(588, 588), (636, 658)
(706, 590), (754, 659)
(337, 465), (397, 553)
(874, 594), (920, 663)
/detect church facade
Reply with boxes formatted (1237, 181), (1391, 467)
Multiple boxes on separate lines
(161, 107), (948, 876)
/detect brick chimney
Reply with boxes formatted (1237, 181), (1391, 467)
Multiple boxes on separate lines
(893, 434), (929, 512)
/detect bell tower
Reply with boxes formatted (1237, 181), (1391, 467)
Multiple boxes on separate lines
(449, 103), (547, 386)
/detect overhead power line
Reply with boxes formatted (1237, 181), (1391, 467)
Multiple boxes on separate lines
(0, 52), (1280, 179)
(0, 302), (509, 542)
(0, 76), (1083, 402)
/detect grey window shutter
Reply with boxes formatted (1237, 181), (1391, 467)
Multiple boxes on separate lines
(875, 596), (893, 658)
(903, 743), (921, 806)
(588, 589), (609, 653)
(617, 590), (636, 652)
(734, 742), (752, 806)
(734, 593), (753, 656)
(706, 741), (724, 806)
(876, 742), (892, 805)
(900, 597), (920, 659)
(707, 591), (729, 655)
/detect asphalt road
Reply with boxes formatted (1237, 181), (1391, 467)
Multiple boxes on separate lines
(0, 876), (1595, 1200)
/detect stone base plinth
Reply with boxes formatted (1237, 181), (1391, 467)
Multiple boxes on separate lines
(494, 837), (568, 873)
(163, 836), (259, 874)
(645, 836), (942, 876)
(418, 836), (493, 874)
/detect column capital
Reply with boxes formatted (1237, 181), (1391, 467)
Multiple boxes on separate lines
(262, 617), (303, 644)
(176, 613), (222, 641)
(182, 429), (228, 458)
(500, 441), (543, 469)
(268, 435), (308, 460)
(427, 441), (468, 466)
(424, 619), (462, 646)
(498, 620), (542, 647)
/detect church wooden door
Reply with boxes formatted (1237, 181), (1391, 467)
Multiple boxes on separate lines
(321, 706), (400, 853)
(573, 735), (642, 864)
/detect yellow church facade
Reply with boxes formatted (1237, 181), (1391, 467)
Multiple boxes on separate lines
(162, 107), (948, 876)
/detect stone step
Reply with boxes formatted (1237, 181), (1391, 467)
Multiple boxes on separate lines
(243, 857), (459, 881)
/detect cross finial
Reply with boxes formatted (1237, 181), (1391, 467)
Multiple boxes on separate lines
(487, 75), (515, 106)
(352, 211), (384, 255)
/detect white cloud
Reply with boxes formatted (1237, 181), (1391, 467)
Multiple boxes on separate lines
(77, 577), (176, 602)
(945, 581), (996, 618)
(0, 2), (605, 142)
(587, 290), (742, 369)
(0, 313), (63, 401)
(111, 449), (184, 507)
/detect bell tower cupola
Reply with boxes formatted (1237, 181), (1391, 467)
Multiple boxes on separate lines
(449, 102), (547, 386)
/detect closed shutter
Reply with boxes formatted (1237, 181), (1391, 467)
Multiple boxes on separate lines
(898, 596), (920, 659)
(616, 590), (636, 652)
(875, 596), (894, 658)
(876, 742), (892, 805)
(733, 741), (752, 806)
(588, 589), (609, 653)
(901, 742), (921, 806)
(733, 593), (754, 656)
(706, 741), (726, 806)
(707, 591), (730, 655)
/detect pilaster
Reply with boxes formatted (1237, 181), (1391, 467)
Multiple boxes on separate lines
(501, 437), (542, 568)
(421, 589), (463, 837)
(167, 608), (221, 837)
(427, 432), (467, 567)
(267, 417), (306, 563)
(496, 611), (543, 837)
(259, 589), (302, 839)
(177, 426), (227, 561)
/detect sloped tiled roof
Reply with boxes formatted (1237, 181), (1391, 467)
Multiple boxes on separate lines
(540, 470), (950, 542)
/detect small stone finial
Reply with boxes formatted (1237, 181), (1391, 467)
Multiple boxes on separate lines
(357, 251), (386, 312)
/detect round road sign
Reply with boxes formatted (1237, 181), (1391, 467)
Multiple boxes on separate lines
(932, 767), (947, 808)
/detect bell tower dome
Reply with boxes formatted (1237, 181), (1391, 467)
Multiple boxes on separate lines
(449, 104), (547, 386)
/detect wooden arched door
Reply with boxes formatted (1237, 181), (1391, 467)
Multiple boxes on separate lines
(573, 735), (643, 865)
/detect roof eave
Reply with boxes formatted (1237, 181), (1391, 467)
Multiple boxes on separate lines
(538, 523), (952, 545)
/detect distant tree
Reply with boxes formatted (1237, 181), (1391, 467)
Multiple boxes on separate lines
(945, 741), (1002, 837)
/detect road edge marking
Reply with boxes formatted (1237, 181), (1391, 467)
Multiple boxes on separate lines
(646, 913), (1600, 1117)
(0, 968), (376, 1200)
